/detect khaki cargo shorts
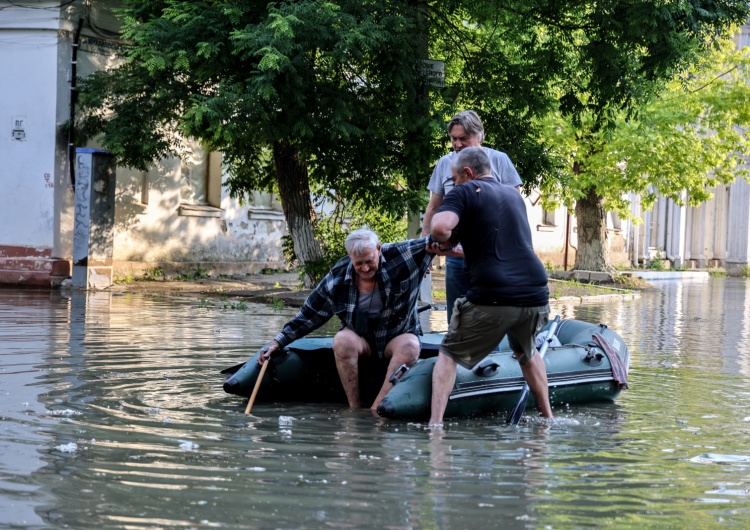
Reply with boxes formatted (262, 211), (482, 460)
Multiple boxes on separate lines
(440, 299), (549, 370)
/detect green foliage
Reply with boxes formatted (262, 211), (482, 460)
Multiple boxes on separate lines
(540, 30), (750, 219)
(223, 300), (249, 310)
(143, 267), (164, 280)
(73, 0), (750, 275)
(78, 0), (441, 215)
(200, 297), (248, 310)
(612, 273), (649, 290)
(283, 199), (408, 285)
(174, 267), (210, 281)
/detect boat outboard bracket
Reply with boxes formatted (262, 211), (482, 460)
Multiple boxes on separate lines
(472, 358), (500, 377)
(389, 364), (411, 385)
(582, 344), (604, 366)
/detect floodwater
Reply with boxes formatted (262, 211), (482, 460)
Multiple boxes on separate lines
(1, 278), (749, 529)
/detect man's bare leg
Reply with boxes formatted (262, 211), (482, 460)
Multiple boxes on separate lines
(332, 328), (370, 408)
(519, 351), (553, 418)
(370, 333), (420, 410)
(429, 352), (458, 426)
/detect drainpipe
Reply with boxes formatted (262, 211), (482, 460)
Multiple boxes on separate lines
(665, 199), (672, 261)
(563, 211), (573, 270)
(643, 209), (652, 268)
(68, 18), (84, 189)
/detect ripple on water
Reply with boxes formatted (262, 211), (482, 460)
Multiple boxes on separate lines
(3, 284), (750, 528)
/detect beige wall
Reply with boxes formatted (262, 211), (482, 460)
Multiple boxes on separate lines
(112, 151), (288, 278)
(525, 195), (631, 271)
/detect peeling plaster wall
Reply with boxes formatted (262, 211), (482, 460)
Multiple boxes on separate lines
(112, 160), (288, 273)
(69, 8), (290, 276)
(525, 194), (631, 270)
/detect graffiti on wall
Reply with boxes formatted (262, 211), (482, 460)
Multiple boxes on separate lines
(73, 155), (91, 266)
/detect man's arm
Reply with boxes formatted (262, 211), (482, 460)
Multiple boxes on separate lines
(259, 296), (334, 363)
(421, 192), (444, 237)
(430, 211), (459, 244)
(258, 273), (339, 363)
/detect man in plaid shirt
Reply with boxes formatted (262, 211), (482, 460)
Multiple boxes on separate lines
(259, 227), (437, 409)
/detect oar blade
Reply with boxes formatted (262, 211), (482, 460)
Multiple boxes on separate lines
(505, 315), (562, 426)
(506, 388), (529, 425)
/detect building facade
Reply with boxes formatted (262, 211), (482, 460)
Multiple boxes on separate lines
(1, 2), (748, 289)
(0, 1), (288, 288)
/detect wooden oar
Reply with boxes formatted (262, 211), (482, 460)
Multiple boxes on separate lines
(244, 357), (269, 414)
(506, 315), (562, 426)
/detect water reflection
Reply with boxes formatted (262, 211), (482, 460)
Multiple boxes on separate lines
(0, 278), (749, 528)
(0, 291), (62, 529)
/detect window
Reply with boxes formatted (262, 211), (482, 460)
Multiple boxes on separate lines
(532, 192), (557, 232)
(542, 208), (556, 226)
(177, 138), (222, 217)
(734, 22), (750, 49)
(609, 211), (622, 231)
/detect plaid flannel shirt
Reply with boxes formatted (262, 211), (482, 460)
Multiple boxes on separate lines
(273, 237), (434, 357)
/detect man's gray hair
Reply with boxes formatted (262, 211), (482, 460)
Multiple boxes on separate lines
(447, 110), (484, 142)
(345, 227), (380, 256)
(452, 146), (492, 176)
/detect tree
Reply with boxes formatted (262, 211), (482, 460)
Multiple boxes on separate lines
(540, 29), (750, 270)
(76, 0), (598, 286)
(77, 0), (441, 286)
(532, 3), (750, 272)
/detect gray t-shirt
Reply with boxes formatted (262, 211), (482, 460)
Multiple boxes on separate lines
(427, 147), (522, 196)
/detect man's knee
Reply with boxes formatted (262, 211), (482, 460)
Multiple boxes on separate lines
(386, 334), (420, 363)
(333, 328), (366, 359)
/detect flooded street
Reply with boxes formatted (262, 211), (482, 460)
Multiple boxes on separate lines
(1, 278), (750, 529)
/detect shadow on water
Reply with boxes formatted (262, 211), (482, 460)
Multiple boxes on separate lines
(0, 278), (749, 528)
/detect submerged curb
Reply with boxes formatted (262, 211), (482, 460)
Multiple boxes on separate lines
(110, 268), (649, 308)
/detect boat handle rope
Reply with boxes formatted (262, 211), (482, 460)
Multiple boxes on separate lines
(389, 364), (410, 385)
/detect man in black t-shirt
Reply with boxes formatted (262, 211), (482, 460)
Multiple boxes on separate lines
(426, 146), (552, 426)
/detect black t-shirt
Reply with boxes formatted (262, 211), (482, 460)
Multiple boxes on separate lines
(437, 178), (549, 307)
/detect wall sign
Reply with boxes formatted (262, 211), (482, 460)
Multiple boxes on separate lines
(12, 115), (26, 141)
(423, 60), (445, 88)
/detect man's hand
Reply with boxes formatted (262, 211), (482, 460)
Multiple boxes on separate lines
(426, 240), (464, 258)
(257, 340), (281, 365)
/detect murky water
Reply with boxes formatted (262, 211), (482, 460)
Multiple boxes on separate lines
(1, 278), (749, 529)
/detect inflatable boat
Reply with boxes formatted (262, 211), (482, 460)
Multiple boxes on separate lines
(222, 334), (443, 403)
(222, 318), (630, 419)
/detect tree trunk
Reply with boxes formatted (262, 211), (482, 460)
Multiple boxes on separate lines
(573, 186), (613, 273)
(273, 140), (324, 288)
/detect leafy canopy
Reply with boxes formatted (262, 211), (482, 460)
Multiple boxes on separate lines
(78, 0), (440, 216)
(539, 30), (750, 218)
(76, 0), (750, 220)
